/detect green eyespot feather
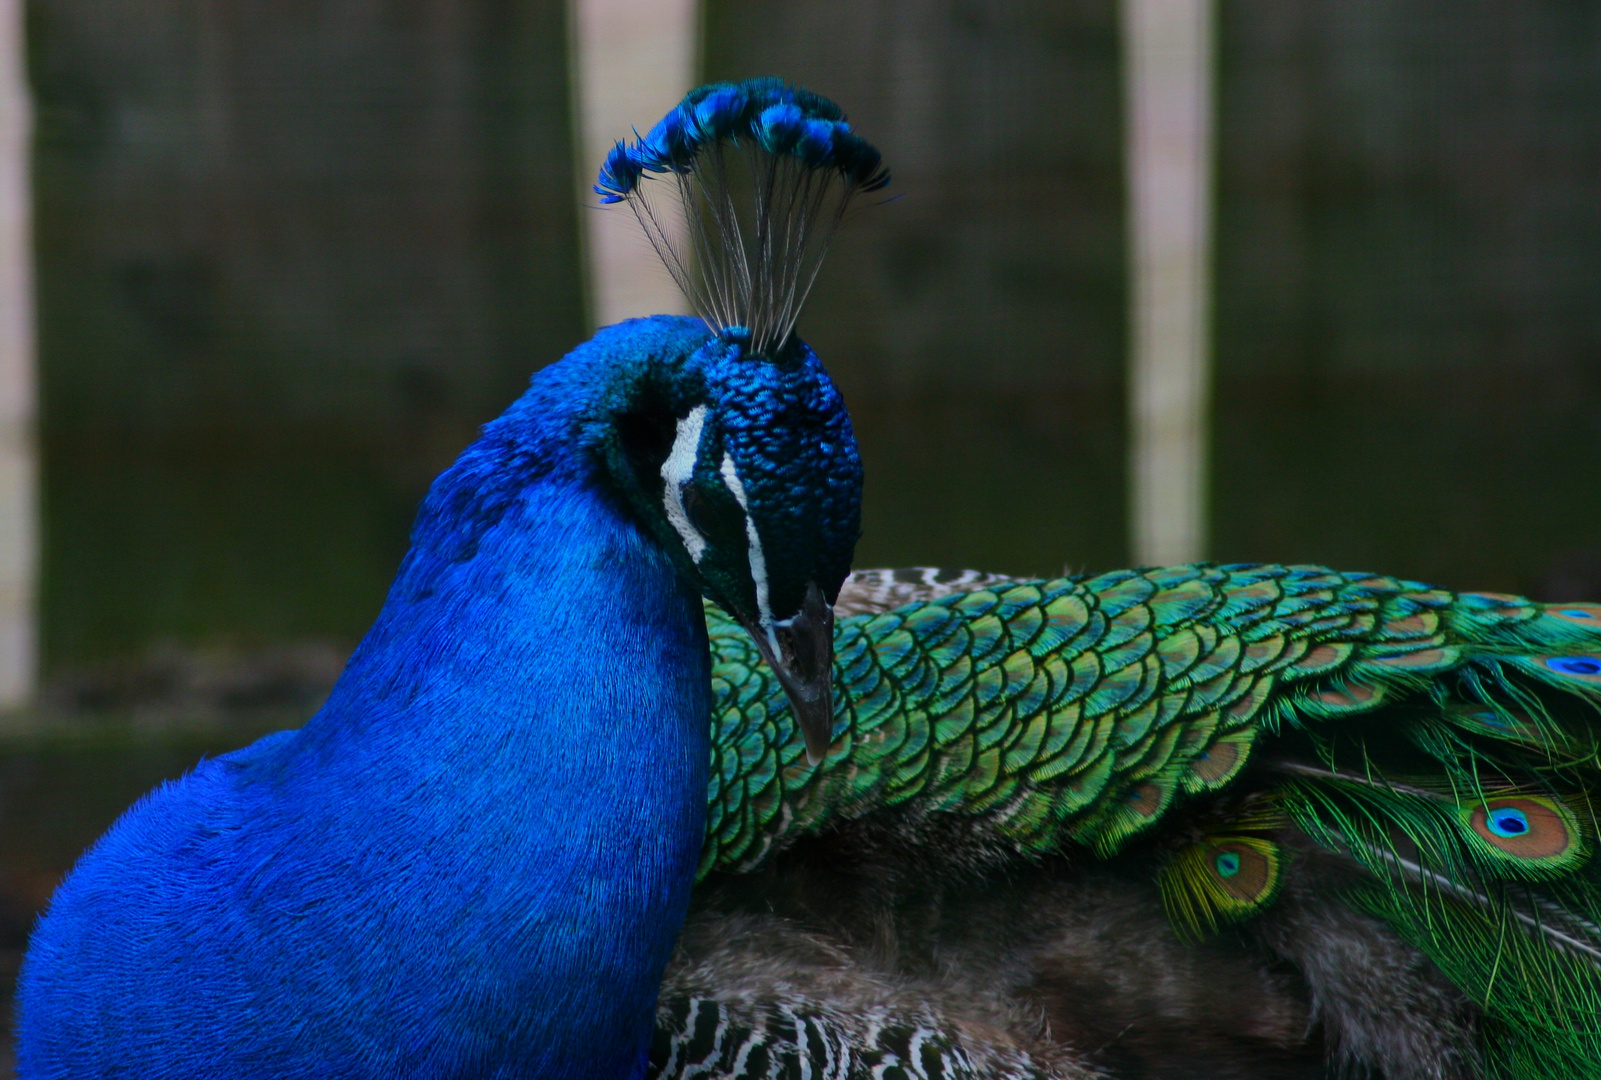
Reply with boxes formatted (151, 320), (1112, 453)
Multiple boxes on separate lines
(1459, 794), (1586, 872)
(1158, 835), (1283, 939)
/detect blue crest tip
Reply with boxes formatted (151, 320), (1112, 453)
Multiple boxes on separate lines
(594, 77), (890, 202)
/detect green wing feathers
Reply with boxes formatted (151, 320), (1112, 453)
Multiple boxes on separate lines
(703, 562), (1601, 1079)
(704, 563), (1601, 871)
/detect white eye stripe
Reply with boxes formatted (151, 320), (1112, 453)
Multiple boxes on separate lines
(661, 411), (776, 644)
(720, 452), (777, 654)
(661, 405), (709, 563)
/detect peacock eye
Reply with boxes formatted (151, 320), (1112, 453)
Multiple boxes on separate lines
(682, 484), (714, 537)
(1487, 807), (1530, 837)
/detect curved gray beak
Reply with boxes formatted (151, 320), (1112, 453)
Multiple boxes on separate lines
(738, 581), (836, 765)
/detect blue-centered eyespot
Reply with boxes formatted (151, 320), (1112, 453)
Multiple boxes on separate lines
(1466, 796), (1580, 866)
(1214, 851), (1242, 878)
(1486, 807), (1529, 838)
(1546, 656), (1601, 676)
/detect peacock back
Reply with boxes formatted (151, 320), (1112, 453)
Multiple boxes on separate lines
(685, 562), (1601, 1080)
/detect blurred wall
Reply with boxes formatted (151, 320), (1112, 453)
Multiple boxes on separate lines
(26, 0), (1601, 676)
(1212, 2), (1601, 596)
(32, 0), (585, 666)
(704, 0), (1130, 579)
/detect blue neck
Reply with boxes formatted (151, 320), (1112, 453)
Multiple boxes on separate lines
(300, 381), (712, 1077)
(17, 319), (738, 1079)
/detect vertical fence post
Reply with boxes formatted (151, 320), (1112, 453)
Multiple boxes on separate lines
(0, 0), (32, 709)
(568, 0), (699, 330)
(1125, 0), (1215, 567)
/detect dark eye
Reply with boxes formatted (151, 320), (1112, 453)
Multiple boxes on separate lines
(615, 405), (677, 491)
(682, 484), (716, 538)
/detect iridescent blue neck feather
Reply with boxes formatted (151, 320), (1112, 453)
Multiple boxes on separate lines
(19, 318), (730, 1079)
(19, 77), (875, 1077)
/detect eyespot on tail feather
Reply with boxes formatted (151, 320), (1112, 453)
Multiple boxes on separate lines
(1158, 836), (1282, 939)
(1459, 795), (1586, 871)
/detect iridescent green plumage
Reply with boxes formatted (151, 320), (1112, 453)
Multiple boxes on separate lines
(704, 563), (1601, 872)
(696, 562), (1601, 1080)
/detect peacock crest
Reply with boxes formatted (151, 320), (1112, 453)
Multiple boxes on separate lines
(596, 78), (890, 357)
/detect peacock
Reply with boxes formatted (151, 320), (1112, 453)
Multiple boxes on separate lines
(572, 83), (1600, 1080)
(18, 77), (1601, 1080)
(16, 79), (882, 1078)
(661, 564), (1601, 1080)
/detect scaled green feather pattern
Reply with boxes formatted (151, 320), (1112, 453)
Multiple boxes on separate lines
(699, 562), (1601, 1079)
(700, 563), (1601, 877)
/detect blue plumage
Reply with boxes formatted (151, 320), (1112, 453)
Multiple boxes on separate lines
(17, 316), (864, 1078)
(1547, 655), (1601, 675)
(595, 78), (888, 203)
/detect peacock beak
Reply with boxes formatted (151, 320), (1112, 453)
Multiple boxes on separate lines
(738, 581), (836, 766)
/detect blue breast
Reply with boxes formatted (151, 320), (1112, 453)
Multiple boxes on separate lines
(17, 325), (716, 1080)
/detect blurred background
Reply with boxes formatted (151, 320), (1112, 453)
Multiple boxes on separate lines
(0, 0), (1598, 1065)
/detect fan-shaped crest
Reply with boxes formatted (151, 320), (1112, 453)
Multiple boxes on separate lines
(596, 78), (890, 356)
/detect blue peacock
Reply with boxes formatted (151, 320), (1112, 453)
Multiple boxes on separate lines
(19, 80), (1601, 1080)
(17, 80), (878, 1079)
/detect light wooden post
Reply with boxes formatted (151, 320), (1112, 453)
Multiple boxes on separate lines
(1124, 0), (1215, 566)
(568, 0), (698, 329)
(0, 0), (32, 708)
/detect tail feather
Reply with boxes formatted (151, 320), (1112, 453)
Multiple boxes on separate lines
(1345, 870), (1601, 1079)
(700, 563), (1601, 1078)
(1219, 751), (1601, 1076)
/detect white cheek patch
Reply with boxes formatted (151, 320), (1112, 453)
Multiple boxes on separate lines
(661, 405), (709, 563)
(719, 452), (777, 654)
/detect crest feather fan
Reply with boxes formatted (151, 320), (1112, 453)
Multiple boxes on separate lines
(597, 78), (890, 357)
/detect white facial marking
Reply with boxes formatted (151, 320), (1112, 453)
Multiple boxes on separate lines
(661, 405), (709, 563)
(719, 451), (778, 654)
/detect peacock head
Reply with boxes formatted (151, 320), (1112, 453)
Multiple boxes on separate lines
(591, 78), (888, 760)
(589, 316), (860, 763)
